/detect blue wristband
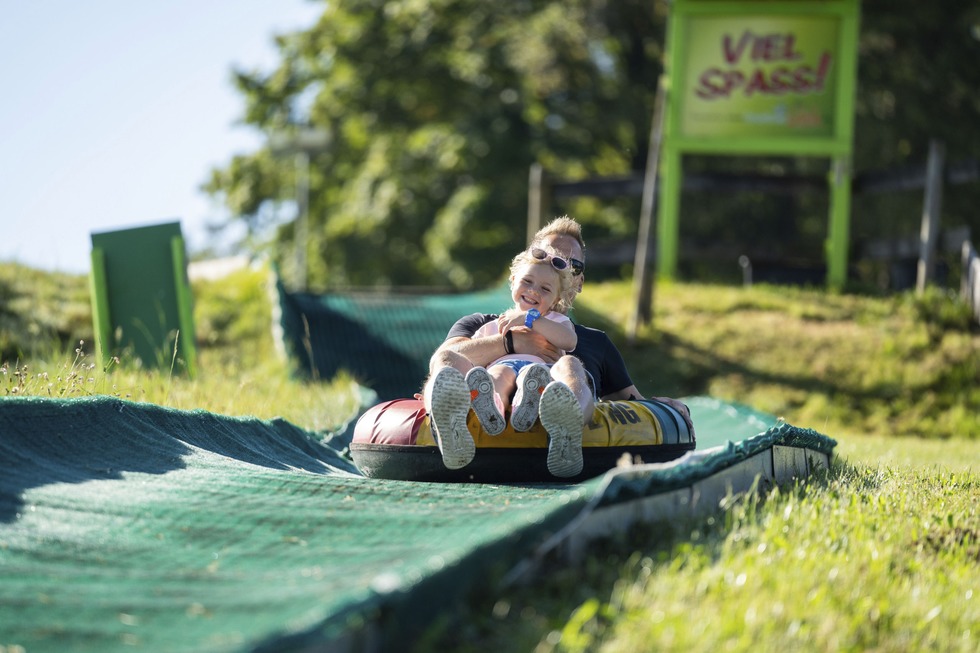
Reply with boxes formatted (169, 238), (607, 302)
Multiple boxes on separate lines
(524, 308), (541, 328)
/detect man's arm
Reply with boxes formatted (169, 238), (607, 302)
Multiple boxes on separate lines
(588, 328), (692, 430)
(432, 335), (507, 369)
(600, 387), (695, 437)
(601, 385), (643, 402)
(432, 328), (561, 369)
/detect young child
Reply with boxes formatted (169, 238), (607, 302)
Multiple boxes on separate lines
(464, 247), (578, 438)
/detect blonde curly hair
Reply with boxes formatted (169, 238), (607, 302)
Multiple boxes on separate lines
(508, 247), (576, 314)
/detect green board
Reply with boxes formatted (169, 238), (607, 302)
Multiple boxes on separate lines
(0, 393), (835, 652)
(658, 0), (860, 287)
(89, 221), (197, 377)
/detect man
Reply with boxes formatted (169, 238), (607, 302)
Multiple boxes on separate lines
(424, 216), (692, 477)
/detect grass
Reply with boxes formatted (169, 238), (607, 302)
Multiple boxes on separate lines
(418, 438), (978, 652)
(2, 260), (978, 651)
(577, 281), (979, 440)
(0, 261), (362, 432)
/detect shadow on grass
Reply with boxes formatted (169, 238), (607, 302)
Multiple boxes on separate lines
(573, 302), (898, 407)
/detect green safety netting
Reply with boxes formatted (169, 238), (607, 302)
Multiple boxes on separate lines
(273, 277), (514, 400)
(0, 394), (835, 652)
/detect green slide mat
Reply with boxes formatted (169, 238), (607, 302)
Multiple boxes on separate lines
(274, 277), (515, 400)
(0, 395), (834, 652)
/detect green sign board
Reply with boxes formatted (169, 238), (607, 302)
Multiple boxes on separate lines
(89, 221), (198, 377)
(680, 15), (839, 139)
(658, 0), (860, 285)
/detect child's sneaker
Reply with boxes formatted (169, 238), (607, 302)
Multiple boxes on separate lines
(538, 381), (584, 478)
(430, 367), (475, 469)
(465, 366), (505, 435)
(510, 363), (551, 432)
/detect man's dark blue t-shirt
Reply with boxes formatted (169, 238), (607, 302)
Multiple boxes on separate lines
(446, 313), (635, 399)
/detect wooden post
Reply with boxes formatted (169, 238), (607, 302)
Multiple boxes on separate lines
(295, 151), (310, 291)
(916, 139), (945, 294)
(962, 240), (980, 324)
(826, 155), (853, 289)
(526, 163), (548, 245)
(267, 128), (331, 291)
(628, 76), (667, 342)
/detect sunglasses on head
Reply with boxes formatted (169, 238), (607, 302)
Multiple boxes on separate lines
(530, 247), (584, 276)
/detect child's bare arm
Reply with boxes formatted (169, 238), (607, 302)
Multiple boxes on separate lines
(531, 317), (577, 351)
(498, 309), (577, 351)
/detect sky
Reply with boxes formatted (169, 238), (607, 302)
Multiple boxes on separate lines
(0, 1), (324, 274)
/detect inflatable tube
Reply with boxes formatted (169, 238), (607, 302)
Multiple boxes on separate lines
(351, 398), (696, 482)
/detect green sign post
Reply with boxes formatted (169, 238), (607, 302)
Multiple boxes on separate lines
(658, 0), (860, 287)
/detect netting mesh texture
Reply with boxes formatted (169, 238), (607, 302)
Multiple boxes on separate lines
(275, 279), (514, 400)
(0, 396), (595, 652)
(0, 394), (834, 652)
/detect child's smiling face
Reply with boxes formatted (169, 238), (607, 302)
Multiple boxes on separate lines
(511, 262), (560, 313)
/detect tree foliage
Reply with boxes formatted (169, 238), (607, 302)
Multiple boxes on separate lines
(205, 0), (980, 290)
(849, 1), (980, 251)
(205, 0), (664, 289)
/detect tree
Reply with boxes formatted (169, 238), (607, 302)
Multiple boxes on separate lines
(204, 0), (665, 290)
(206, 0), (980, 289)
(850, 1), (980, 250)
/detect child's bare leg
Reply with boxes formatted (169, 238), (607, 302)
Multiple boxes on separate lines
(489, 365), (517, 414)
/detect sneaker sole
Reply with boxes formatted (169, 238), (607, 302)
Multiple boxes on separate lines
(510, 364), (551, 432)
(466, 367), (505, 435)
(539, 382), (584, 478)
(430, 368), (475, 469)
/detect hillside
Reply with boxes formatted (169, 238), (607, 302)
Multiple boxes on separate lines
(2, 260), (977, 439)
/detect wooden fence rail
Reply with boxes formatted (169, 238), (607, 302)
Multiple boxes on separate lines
(963, 241), (980, 325)
(528, 142), (979, 332)
(528, 147), (980, 288)
(537, 156), (980, 203)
